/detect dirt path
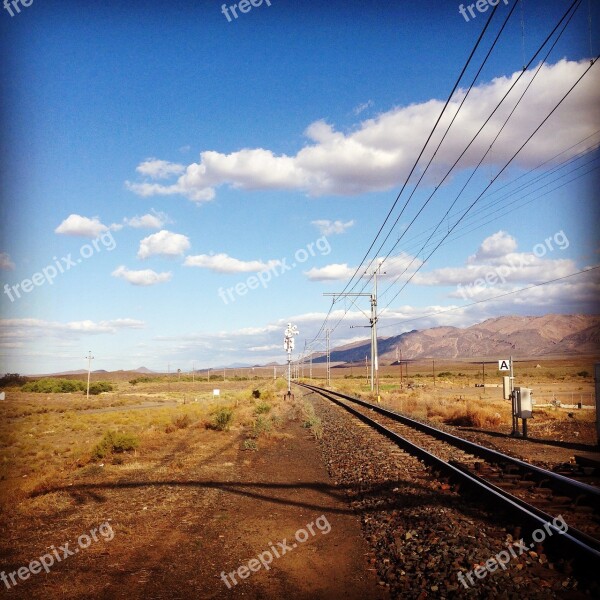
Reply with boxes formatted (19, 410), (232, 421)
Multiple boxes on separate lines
(0, 414), (386, 599)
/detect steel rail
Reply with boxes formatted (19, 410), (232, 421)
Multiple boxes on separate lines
(297, 382), (600, 568)
(298, 382), (600, 503)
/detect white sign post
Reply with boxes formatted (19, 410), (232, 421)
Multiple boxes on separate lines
(498, 359), (511, 371)
(284, 323), (299, 398)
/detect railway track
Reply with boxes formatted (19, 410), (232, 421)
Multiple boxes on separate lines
(297, 382), (600, 570)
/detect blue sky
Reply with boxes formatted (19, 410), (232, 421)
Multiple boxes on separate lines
(1, 0), (599, 374)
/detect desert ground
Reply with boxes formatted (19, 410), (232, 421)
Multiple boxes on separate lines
(0, 358), (598, 598)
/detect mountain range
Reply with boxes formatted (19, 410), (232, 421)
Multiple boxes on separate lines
(313, 314), (600, 363)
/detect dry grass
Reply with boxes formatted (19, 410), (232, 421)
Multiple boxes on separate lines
(325, 363), (596, 434)
(0, 381), (279, 516)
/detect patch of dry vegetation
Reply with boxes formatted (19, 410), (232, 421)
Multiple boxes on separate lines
(0, 381), (268, 517)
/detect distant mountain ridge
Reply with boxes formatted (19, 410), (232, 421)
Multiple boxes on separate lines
(31, 367), (155, 377)
(315, 314), (600, 363)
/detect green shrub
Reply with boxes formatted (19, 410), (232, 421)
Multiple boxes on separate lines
(301, 402), (323, 439)
(254, 401), (272, 415)
(129, 376), (160, 385)
(87, 381), (113, 395)
(243, 439), (258, 451)
(577, 371), (590, 378)
(0, 373), (28, 388)
(92, 430), (139, 459)
(209, 407), (234, 431)
(252, 389), (261, 399)
(22, 378), (86, 393)
(251, 415), (272, 438)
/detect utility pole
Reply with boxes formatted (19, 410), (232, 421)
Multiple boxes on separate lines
(309, 353), (312, 380)
(326, 329), (331, 386)
(482, 361), (486, 396)
(192, 362), (195, 383)
(372, 262), (384, 399)
(325, 288), (375, 391)
(284, 323), (299, 399)
(85, 351), (94, 400)
(399, 347), (403, 388)
(302, 341), (306, 379)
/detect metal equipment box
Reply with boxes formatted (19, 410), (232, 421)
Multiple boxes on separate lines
(514, 387), (533, 419)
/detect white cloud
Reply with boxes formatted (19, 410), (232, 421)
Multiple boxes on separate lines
(248, 344), (281, 352)
(353, 99), (374, 116)
(304, 253), (421, 282)
(183, 253), (281, 274)
(467, 230), (517, 264)
(55, 214), (120, 238)
(112, 266), (172, 286)
(136, 159), (185, 179)
(311, 219), (355, 235)
(0, 252), (15, 270)
(413, 231), (576, 288)
(125, 60), (599, 202)
(124, 210), (170, 229)
(304, 263), (355, 281)
(137, 230), (190, 259)
(0, 318), (145, 342)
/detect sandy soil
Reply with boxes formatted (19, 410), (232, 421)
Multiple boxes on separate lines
(0, 412), (386, 599)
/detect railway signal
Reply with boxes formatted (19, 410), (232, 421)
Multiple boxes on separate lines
(284, 323), (299, 399)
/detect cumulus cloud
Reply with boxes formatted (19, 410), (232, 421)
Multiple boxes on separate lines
(137, 230), (190, 259)
(0, 252), (15, 271)
(125, 60), (599, 202)
(305, 253), (421, 282)
(183, 253), (281, 274)
(55, 214), (121, 237)
(467, 231), (518, 264)
(0, 318), (145, 342)
(124, 210), (170, 229)
(311, 219), (355, 235)
(304, 263), (355, 281)
(413, 231), (576, 288)
(112, 266), (172, 286)
(136, 159), (185, 179)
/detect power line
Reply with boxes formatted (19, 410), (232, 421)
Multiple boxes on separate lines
(312, 14), (510, 343)
(376, 0), (583, 300)
(377, 265), (600, 331)
(355, 0), (522, 288)
(380, 52), (599, 315)
(330, 2), (504, 301)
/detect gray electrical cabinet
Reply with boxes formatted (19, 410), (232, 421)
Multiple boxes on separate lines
(514, 387), (533, 419)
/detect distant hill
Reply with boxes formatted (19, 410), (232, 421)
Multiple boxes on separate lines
(313, 314), (600, 363)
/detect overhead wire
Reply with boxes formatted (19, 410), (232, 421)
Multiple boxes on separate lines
(376, 0), (583, 301)
(377, 265), (600, 331)
(379, 52), (599, 315)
